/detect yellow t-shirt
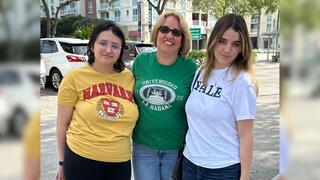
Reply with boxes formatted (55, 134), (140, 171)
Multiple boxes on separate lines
(58, 65), (138, 162)
(23, 110), (40, 159)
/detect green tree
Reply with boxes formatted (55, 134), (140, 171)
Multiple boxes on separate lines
(247, 0), (279, 49)
(73, 25), (94, 39)
(55, 15), (84, 37)
(41, 0), (80, 37)
(192, 0), (279, 49)
(192, 0), (250, 17)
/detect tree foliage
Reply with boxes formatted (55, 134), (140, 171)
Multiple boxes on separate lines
(55, 15), (84, 37)
(41, 0), (80, 37)
(73, 25), (94, 39)
(192, 0), (251, 17)
(192, 0), (279, 17)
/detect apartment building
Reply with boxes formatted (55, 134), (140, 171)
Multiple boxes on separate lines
(245, 9), (280, 50)
(89, 0), (212, 48)
(41, 1), (279, 51)
(40, 0), (85, 18)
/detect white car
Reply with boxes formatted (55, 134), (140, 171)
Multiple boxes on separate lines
(40, 58), (46, 89)
(0, 64), (39, 137)
(40, 38), (88, 91)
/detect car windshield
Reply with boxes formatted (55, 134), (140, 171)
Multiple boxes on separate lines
(0, 70), (21, 85)
(59, 42), (88, 55)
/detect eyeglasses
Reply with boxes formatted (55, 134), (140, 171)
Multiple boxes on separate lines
(158, 26), (182, 37)
(96, 41), (122, 52)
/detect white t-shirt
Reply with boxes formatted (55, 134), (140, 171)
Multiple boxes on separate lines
(183, 67), (257, 168)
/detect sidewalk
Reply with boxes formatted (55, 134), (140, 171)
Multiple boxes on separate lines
(250, 56), (279, 179)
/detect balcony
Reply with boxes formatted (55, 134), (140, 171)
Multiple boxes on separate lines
(98, 3), (112, 11)
(60, 7), (78, 16)
(192, 20), (207, 27)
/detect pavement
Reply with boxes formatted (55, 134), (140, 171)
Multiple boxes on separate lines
(40, 53), (279, 180)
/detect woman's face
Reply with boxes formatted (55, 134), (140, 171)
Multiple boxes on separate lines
(156, 15), (182, 56)
(213, 28), (241, 69)
(92, 30), (122, 66)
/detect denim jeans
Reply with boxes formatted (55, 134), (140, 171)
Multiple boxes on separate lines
(132, 143), (179, 180)
(182, 156), (241, 180)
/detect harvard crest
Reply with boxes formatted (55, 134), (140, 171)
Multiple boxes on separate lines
(97, 98), (124, 120)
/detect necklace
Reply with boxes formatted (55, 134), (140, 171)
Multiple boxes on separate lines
(212, 69), (227, 87)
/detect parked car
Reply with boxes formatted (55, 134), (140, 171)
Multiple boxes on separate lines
(40, 38), (88, 91)
(40, 57), (46, 90)
(123, 41), (157, 69)
(0, 64), (39, 137)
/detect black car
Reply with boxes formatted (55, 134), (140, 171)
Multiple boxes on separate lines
(123, 41), (157, 69)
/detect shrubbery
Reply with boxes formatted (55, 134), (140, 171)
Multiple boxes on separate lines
(188, 49), (207, 66)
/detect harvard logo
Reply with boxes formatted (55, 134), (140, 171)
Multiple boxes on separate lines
(97, 98), (124, 120)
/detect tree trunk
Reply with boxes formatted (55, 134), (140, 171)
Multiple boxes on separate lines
(146, 0), (168, 15)
(41, 0), (51, 38)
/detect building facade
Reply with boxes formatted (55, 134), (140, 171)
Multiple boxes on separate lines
(40, 0), (85, 18)
(41, 0), (279, 51)
(245, 9), (280, 50)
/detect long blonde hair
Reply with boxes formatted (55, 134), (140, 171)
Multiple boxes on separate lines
(150, 10), (191, 56)
(203, 13), (258, 94)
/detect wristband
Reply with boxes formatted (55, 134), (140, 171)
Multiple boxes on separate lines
(59, 161), (64, 166)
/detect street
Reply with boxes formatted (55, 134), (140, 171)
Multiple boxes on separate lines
(40, 55), (279, 180)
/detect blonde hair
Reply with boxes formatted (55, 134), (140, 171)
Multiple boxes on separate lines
(203, 13), (258, 94)
(150, 11), (191, 56)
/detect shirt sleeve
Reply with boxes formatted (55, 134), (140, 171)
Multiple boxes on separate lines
(57, 71), (78, 107)
(232, 81), (257, 121)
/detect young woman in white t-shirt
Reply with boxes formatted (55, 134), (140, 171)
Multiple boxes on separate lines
(183, 13), (259, 180)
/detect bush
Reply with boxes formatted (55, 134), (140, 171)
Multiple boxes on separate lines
(188, 49), (207, 66)
(73, 25), (94, 39)
(56, 15), (84, 37)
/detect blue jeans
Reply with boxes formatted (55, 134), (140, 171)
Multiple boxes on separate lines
(182, 156), (241, 180)
(132, 143), (179, 180)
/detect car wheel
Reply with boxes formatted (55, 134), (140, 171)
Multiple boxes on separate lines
(50, 69), (62, 91)
(9, 109), (28, 137)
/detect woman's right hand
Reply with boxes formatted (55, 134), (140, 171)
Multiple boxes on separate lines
(55, 166), (65, 180)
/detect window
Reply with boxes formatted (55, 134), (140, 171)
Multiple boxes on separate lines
(266, 24), (271, 32)
(69, 2), (75, 8)
(132, 0), (137, 6)
(115, 11), (120, 22)
(114, 0), (120, 8)
(51, 0), (54, 4)
(273, 19), (277, 31)
(41, 41), (58, 53)
(266, 13), (272, 22)
(101, 12), (109, 19)
(59, 42), (88, 55)
(127, 10), (129, 17)
(250, 24), (258, 33)
(133, 9), (138, 21)
(251, 15), (259, 24)
(88, 0), (93, 13)
(0, 71), (21, 85)
(181, 0), (186, 9)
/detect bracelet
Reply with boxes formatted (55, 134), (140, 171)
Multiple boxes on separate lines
(58, 161), (64, 166)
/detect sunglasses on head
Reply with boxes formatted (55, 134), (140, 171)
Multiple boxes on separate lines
(158, 26), (183, 37)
